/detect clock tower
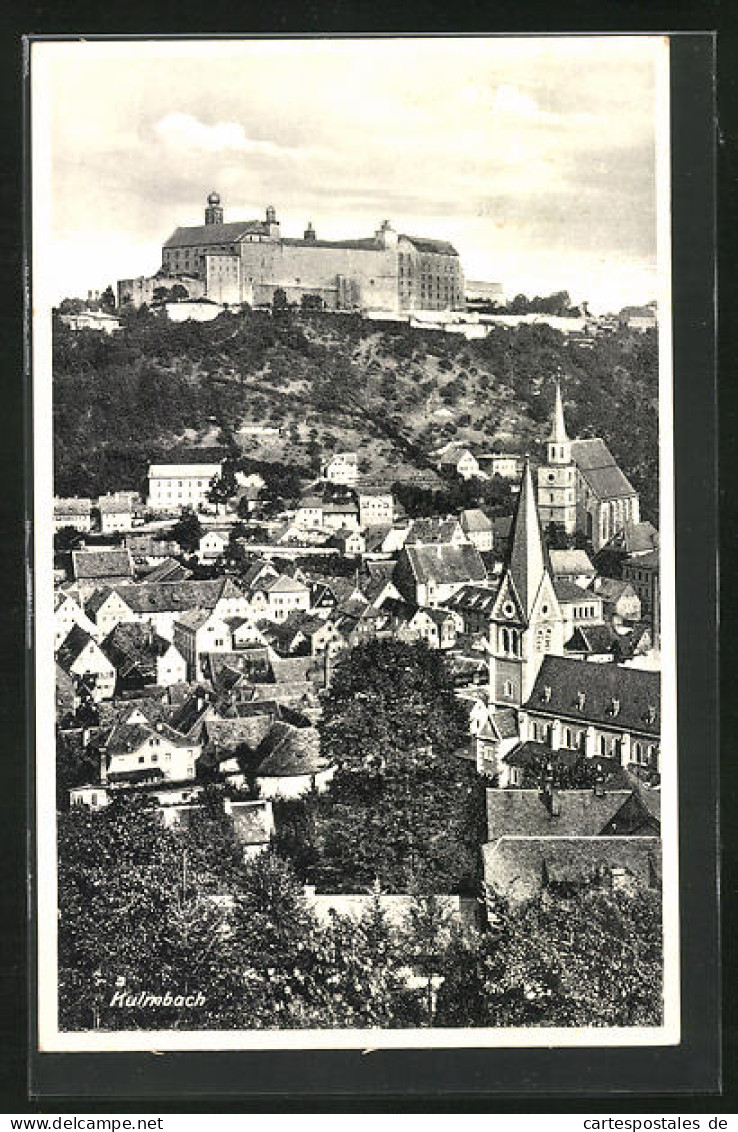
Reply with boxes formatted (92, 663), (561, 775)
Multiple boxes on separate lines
(537, 381), (577, 535)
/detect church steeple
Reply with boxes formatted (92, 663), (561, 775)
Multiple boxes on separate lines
(550, 380), (569, 445)
(537, 380), (577, 535)
(487, 457), (565, 710)
(507, 456), (547, 621)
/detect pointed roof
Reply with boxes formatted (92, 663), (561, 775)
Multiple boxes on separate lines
(505, 458), (548, 619)
(549, 381), (569, 444)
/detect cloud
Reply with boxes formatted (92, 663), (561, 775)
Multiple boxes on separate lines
(153, 113), (318, 159)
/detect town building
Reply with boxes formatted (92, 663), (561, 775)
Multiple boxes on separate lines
(72, 548), (135, 599)
(549, 548), (597, 589)
(54, 497), (94, 534)
(394, 542), (487, 608)
(147, 450), (224, 513)
(322, 452), (359, 486)
(98, 493), (134, 534)
(173, 610), (234, 681)
(56, 625), (117, 701)
(459, 508), (495, 552)
(59, 310), (122, 334)
(357, 489), (394, 529)
(483, 784), (661, 908)
(487, 459), (565, 708)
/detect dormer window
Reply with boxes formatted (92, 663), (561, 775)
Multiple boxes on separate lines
(576, 692), (586, 710)
(542, 685), (552, 703)
(610, 697), (621, 717)
(646, 705), (656, 724)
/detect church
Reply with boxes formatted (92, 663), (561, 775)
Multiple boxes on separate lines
(537, 382), (640, 552)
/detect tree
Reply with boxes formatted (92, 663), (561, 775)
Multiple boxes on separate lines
(171, 508), (203, 553)
(272, 288), (288, 315)
(170, 284), (190, 303)
(435, 888), (663, 1028)
(100, 285), (117, 313)
(54, 525), (84, 555)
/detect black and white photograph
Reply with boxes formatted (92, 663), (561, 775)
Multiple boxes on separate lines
(31, 34), (677, 1051)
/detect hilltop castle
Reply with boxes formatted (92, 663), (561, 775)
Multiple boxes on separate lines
(118, 192), (465, 315)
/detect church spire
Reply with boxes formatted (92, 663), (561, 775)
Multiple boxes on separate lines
(506, 456), (548, 620)
(550, 380), (569, 444)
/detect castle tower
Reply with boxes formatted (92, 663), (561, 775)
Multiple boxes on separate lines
(488, 458), (565, 708)
(265, 205), (280, 238)
(204, 191), (224, 226)
(537, 380), (577, 535)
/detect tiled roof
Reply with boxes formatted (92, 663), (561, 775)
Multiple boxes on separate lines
(594, 577), (636, 604)
(255, 721), (326, 777)
(203, 714), (274, 752)
(625, 549), (659, 570)
(525, 655), (660, 736)
(459, 508), (493, 533)
(54, 497), (93, 515)
(111, 577), (242, 615)
(102, 622), (173, 674)
(442, 583), (499, 614)
(105, 719), (195, 755)
(98, 495), (132, 514)
(565, 624), (619, 655)
(554, 578), (594, 604)
(406, 517), (463, 545)
(259, 574), (310, 595)
(403, 544), (487, 587)
(163, 221), (268, 248)
(486, 787), (637, 840)
(571, 438), (636, 500)
(281, 236), (381, 251)
(402, 235), (459, 255)
(56, 625), (98, 673)
(72, 548), (134, 581)
(482, 835), (661, 904)
(610, 520), (659, 555)
(140, 559), (192, 584)
(549, 549), (596, 577)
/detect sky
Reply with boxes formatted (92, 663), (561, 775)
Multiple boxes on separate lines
(32, 36), (667, 313)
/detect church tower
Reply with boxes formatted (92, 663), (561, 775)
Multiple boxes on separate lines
(488, 458), (565, 708)
(537, 380), (577, 534)
(204, 191), (224, 226)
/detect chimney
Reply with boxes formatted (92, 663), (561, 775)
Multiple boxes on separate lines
(99, 750), (108, 785)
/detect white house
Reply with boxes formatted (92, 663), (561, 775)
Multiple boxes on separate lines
(56, 625), (116, 701)
(173, 611), (234, 681)
(358, 490), (394, 529)
(54, 497), (94, 533)
(249, 574), (312, 623)
(322, 452), (359, 486)
(197, 529), (227, 564)
(147, 459), (223, 513)
(55, 592), (100, 649)
(98, 493), (134, 534)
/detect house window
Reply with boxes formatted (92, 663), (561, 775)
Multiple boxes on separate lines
(503, 680), (513, 699)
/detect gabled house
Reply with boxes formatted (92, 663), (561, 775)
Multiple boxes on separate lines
(98, 493), (133, 535)
(173, 610), (234, 681)
(437, 446), (480, 480)
(328, 528), (366, 558)
(54, 497), (93, 533)
(322, 501), (360, 532)
(467, 700), (520, 777)
(564, 623), (620, 663)
(322, 451), (358, 486)
(409, 606), (458, 650)
(459, 508), (495, 552)
(548, 548), (596, 589)
(394, 543), (487, 608)
(95, 577), (251, 642)
(197, 529), (227, 564)
(249, 573), (312, 623)
(85, 586), (139, 639)
(56, 625), (116, 701)
(101, 622), (188, 692)
(254, 722), (334, 799)
(592, 576), (642, 626)
(55, 591), (100, 649)
(72, 547), (135, 598)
